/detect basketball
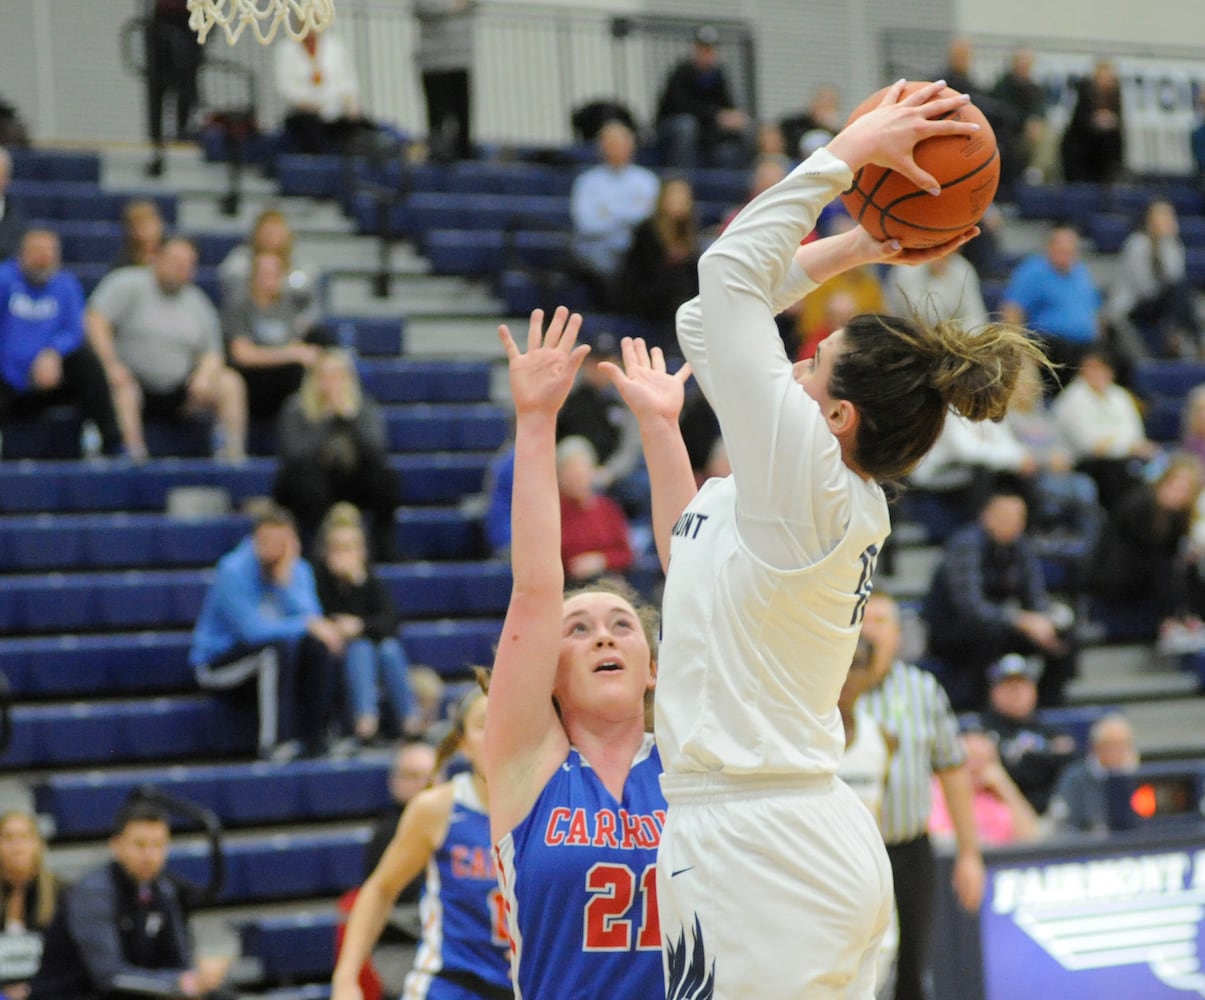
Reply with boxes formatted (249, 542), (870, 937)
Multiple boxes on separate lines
(839, 81), (999, 249)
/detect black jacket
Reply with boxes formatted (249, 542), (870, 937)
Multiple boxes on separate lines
(29, 861), (192, 1000)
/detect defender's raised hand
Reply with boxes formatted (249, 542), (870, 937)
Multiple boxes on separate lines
(598, 336), (692, 426)
(499, 306), (590, 417)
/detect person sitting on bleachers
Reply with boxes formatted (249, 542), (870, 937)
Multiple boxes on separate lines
(315, 502), (414, 747)
(1046, 712), (1138, 836)
(1192, 90), (1205, 184)
(0, 230), (127, 458)
(481, 439), (515, 558)
(923, 476), (1077, 710)
(274, 28), (367, 155)
(1088, 452), (1205, 653)
(1052, 346), (1159, 512)
(976, 654), (1078, 813)
(1181, 385), (1205, 468)
(29, 798), (234, 1000)
(569, 120), (659, 300)
(217, 208), (319, 313)
(1105, 199), (1202, 361)
(990, 48), (1052, 188)
(362, 740), (437, 883)
(190, 501), (343, 762)
(85, 236), (248, 462)
(556, 331), (648, 517)
(556, 434), (633, 583)
(0, 148), (28, 262)
(614, 176), (702, 339)
(224, 250), (327, 423)
(778, 84), (842, 163)
(273, 347), (401, 561)
(114, 198), (165, 269)
(928, 730), (1042, 847)
(1060, 60), (1125, 185)
(0, 810), (60, 998)
(1001, 224), (1102, 381)
(885, 252), (988, 330)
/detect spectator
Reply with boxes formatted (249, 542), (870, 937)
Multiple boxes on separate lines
(274, 29), (365, 155)
(273, 347), (401, 560)
(86, 236), (247, 462)
(679, 389), (722, 487)
(414, 0), (476, 162)
(556, 331), (647, 515)
(362, 740), (437, 883)
(569, 120), (659, 294)
(928, 731), (1041, 847)
(1001, 224), (1102, 380)
(1180, 385), (1205, 467)
(1046, 712), (1139, 835)
(1106, 199), (1202, 360)
(937, 37), (981, 102)
(315, 502), (413, 746)
(0, 149), (27, 261)
(1192, 90), (1205, 183)
(481, 439), (515, 557)
(0, 230), (127, 458)
(142, 0), (203, 178)
(977, 653), (1078, 812)
(923, 478), (1077, 710)
(614, 176), (701, 332)
(859, 593), (984, 1000)
(779, 85), (842, 161)
(1052, 347), (1158, 512)
(654, 24), (753, 169)
(189, 502), (342, 762)
(1089, 452), (1205, 652)
(0, 811), (59, 999)
(991, 48), (1051, 186)
(717, 154), (789, 234)
(224, 251), (325, 422)
(794, 214), (886, 359)
(556, 435), (633, 582)
(884, 252), (988, 329)
(1061, 60), (1125, 184)
(114, 199), (165, 269)
(218, 208), (319, 310)
(407, 665), (448, 742)
(29, 799), (232, 1000)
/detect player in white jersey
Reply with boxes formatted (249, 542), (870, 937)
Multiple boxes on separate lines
(601, 80), (1048, 997)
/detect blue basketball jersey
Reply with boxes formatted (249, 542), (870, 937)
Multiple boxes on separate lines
(495, 734), (666, 1000)
(403, 772), (512, 1000)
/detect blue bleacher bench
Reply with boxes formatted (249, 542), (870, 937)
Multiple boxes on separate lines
(34, 757), (391, 837)
(236, 913), (339, 983)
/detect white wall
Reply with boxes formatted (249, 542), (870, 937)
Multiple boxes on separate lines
(956, 0), (1205, 50)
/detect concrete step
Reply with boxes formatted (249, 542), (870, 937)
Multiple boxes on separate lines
(326, 274), (502, 320)
(1122, 697), (1205, 760)
(1066, 642), (1201, 705)
(401, 315), (512, 359)
(178, 195), (354, 236)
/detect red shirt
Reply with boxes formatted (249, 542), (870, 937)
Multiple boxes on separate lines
(560, 493), (633, 577)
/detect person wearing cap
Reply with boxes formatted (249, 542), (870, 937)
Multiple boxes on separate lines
(978, 653), (1078, 812)
(922, 475), (1077, 710)
(654, 24), (754, 169)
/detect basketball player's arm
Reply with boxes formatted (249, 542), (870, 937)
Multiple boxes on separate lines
(935, 765), (986, 912)
(486, 309), (585, 835)
(332, 787), (449, 998)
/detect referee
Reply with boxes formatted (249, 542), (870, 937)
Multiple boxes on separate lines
(861, 592), (984, 1000)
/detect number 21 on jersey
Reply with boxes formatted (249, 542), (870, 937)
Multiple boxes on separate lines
(582, 862), (660, 951)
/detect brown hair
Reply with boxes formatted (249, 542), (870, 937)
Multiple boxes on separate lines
(652, 177), (698, 262)
(0, 811), (57, 928)
(831, 313), (1049, 482)
(250, 209), (293, 268)
(432, 670), (488, 778)
(121, 199), (164, 266)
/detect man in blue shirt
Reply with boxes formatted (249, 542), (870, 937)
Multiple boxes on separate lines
(1001, 225), (1102, 384)
(0, 229), (125, 455)
(190, 502), (344, 760)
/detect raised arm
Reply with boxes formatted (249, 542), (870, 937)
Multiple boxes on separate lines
(600, 338), (695, 573)
(484, 307), (590, 838)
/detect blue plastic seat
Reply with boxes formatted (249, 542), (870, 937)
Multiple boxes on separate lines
(396, 507), (479, 561)
(1130, 360), (1205, 399)
(1085, 212), (1131, 254)
(327, 315), (405, 357)
(276, 155), (344, 198)
(394, 453), (492, 504)
(359, 359), (491, 404)
(9, 151), (101, 184)
(0, 631), (193, 697)
(400, 618), (502, 676)
(237, 914), (339, 982)
(385, 403), (509, 453)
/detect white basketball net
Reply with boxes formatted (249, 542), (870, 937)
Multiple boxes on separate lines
(186, 0), (336, 46)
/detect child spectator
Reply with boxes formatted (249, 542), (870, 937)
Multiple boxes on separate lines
(315, 502), (415, 745)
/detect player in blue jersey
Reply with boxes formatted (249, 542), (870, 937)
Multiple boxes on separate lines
(486, 305), (666, 1000)
(332, 685), (511, 1000)
(601, 82), (1048, 996)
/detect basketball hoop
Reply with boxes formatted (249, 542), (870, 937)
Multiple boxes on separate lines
(186, 0), (336, 46)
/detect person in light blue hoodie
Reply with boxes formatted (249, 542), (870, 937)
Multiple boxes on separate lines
(190, 502), (344, 761)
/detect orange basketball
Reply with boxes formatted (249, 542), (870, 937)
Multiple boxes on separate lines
(839, 82), (999, 249)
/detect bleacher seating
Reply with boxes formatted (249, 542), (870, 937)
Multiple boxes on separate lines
(236, 914), (340, 984)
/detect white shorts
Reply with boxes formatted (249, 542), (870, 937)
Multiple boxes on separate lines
(656, 772), (893, 1000)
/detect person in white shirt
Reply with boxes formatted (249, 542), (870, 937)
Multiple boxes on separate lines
(885, 251), (988, 330)
(274, 30), (365, 155)
(601, 80), (1047, 998)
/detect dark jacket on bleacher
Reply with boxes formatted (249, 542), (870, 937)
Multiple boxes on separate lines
(0, 197), (27, 262)
(29, 860), (192, 1000)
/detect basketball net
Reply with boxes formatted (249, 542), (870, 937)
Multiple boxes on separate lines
(186, 0), (336, 46)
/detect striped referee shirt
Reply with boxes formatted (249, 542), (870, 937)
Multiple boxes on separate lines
(862, 659), (966, 844)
